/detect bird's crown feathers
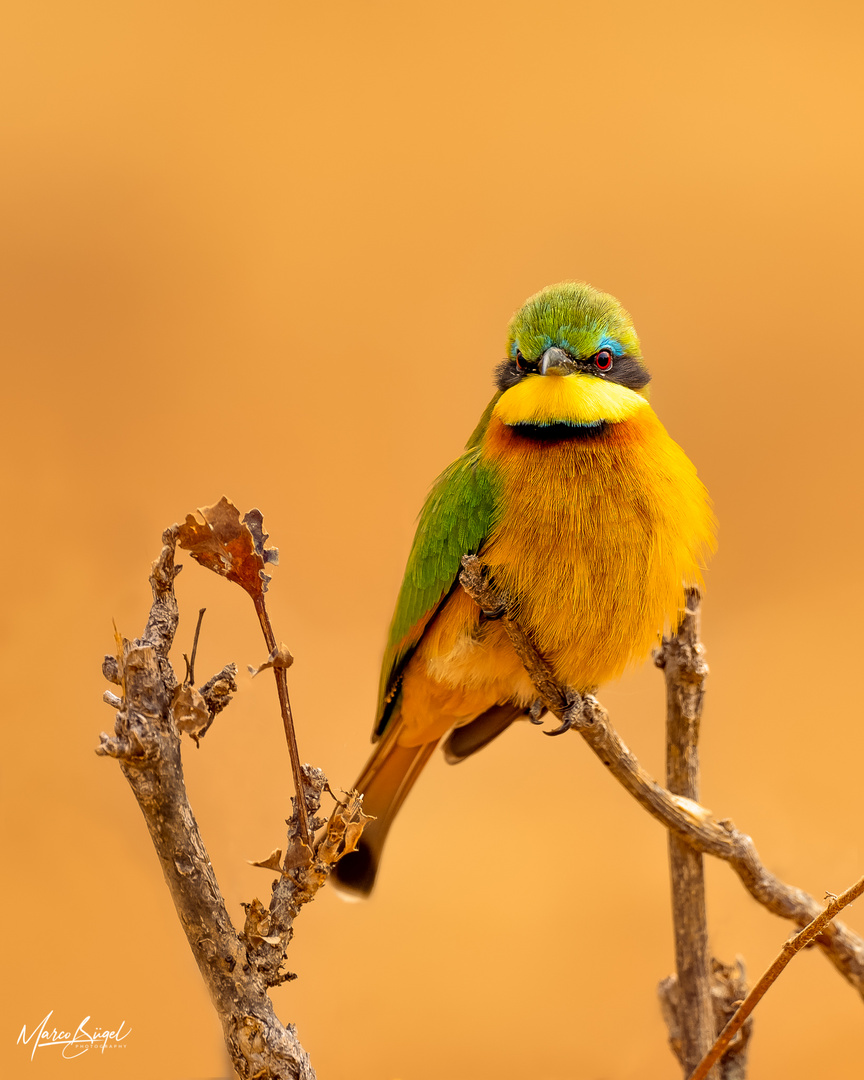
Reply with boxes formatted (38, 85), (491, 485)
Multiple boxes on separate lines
(507, 281), (642, 363)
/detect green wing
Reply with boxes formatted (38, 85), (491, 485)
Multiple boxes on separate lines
(374, 414), (501, 739)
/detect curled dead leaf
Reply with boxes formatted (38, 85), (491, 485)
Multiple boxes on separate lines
(318, 792), (373, 867)
(241, 898), (272, 946)
(248, 643), (295, 678)
(282, 841), (313, 871)
(340, 818), (367, 858)
(176, 497), (279, 600)
(249, 849), (284, 872)
(171, 685), (211, 743)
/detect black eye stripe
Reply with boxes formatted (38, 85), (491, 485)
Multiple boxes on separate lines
(601, 355), (651, 390)
(495, 353), (650, 392)
(495, 358), (523, 390)
(515, 350), (539, 373)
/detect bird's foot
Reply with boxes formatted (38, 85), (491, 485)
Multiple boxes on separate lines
(544, 692), (585, 736)
(528, 699), (547, 726)
(460, 555), (512, 622)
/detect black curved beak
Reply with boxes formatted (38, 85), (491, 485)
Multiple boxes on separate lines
(539, 346), (574, 375)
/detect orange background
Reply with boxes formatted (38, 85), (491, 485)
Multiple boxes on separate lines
(2, 2), (863, 1077)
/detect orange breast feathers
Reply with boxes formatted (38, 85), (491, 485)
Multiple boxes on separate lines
(479, 405), (715, 691)
(394, 386), (714, 748)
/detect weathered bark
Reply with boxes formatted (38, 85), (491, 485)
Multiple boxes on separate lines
(98, 530), (366, 1079)
(458, 555), (864, 1000)
(656, 591), (750, 1079)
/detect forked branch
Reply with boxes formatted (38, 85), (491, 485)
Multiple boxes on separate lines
(458, 555), (864, 999)
(97, 528), (367, 1080)
(690, 876), (864, 1080)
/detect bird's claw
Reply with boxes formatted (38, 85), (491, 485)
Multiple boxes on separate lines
(543, 695), (583, 736)
(479, 603), (508, 622)
(528, 699), (547, 725)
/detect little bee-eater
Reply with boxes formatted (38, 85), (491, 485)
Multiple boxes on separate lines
(334, 282), (715, 896)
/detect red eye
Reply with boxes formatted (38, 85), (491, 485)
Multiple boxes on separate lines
(515, 350), (528, 372)
(593, 349), (614, 372)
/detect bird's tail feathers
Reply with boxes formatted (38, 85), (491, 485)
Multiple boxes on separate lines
(332, 717), (439, 898)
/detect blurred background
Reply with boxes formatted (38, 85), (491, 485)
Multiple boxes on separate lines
(2, 1), (862, 1077)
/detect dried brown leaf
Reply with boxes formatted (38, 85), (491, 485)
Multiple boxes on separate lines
(283, 841), (314, 871)
(248, 643), (295, 678)
(340, 819), (367, 858)
(176, 496), (279, 600)
(241, 897), (272, 946)
(171, 685), (210, 741)
(318, 793), (372, 866)
(249, 849), (284, 872)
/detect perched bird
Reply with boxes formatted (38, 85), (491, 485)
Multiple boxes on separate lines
(334, 282), (715, 896)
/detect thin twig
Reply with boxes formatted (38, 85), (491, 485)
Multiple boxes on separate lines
(254, 596), (312, 851)
(689, 876), (864, 1080)
(458, 555), (864, 999)
(186, 606), (206, 685)
(174, 499), (312, 850)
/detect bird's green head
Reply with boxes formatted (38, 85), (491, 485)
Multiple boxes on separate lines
(505, 282), (644, 381)
(492, 282), (652, 434)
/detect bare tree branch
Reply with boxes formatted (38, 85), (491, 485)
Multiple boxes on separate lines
(660, 960), (751, 1080)
(657, 588), (719, 1077)
(458, 555), (864, 1000)
(97, 526), (861, 1078)
(96, 529), (367, 1079)
(689, 876), (864, 1080)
